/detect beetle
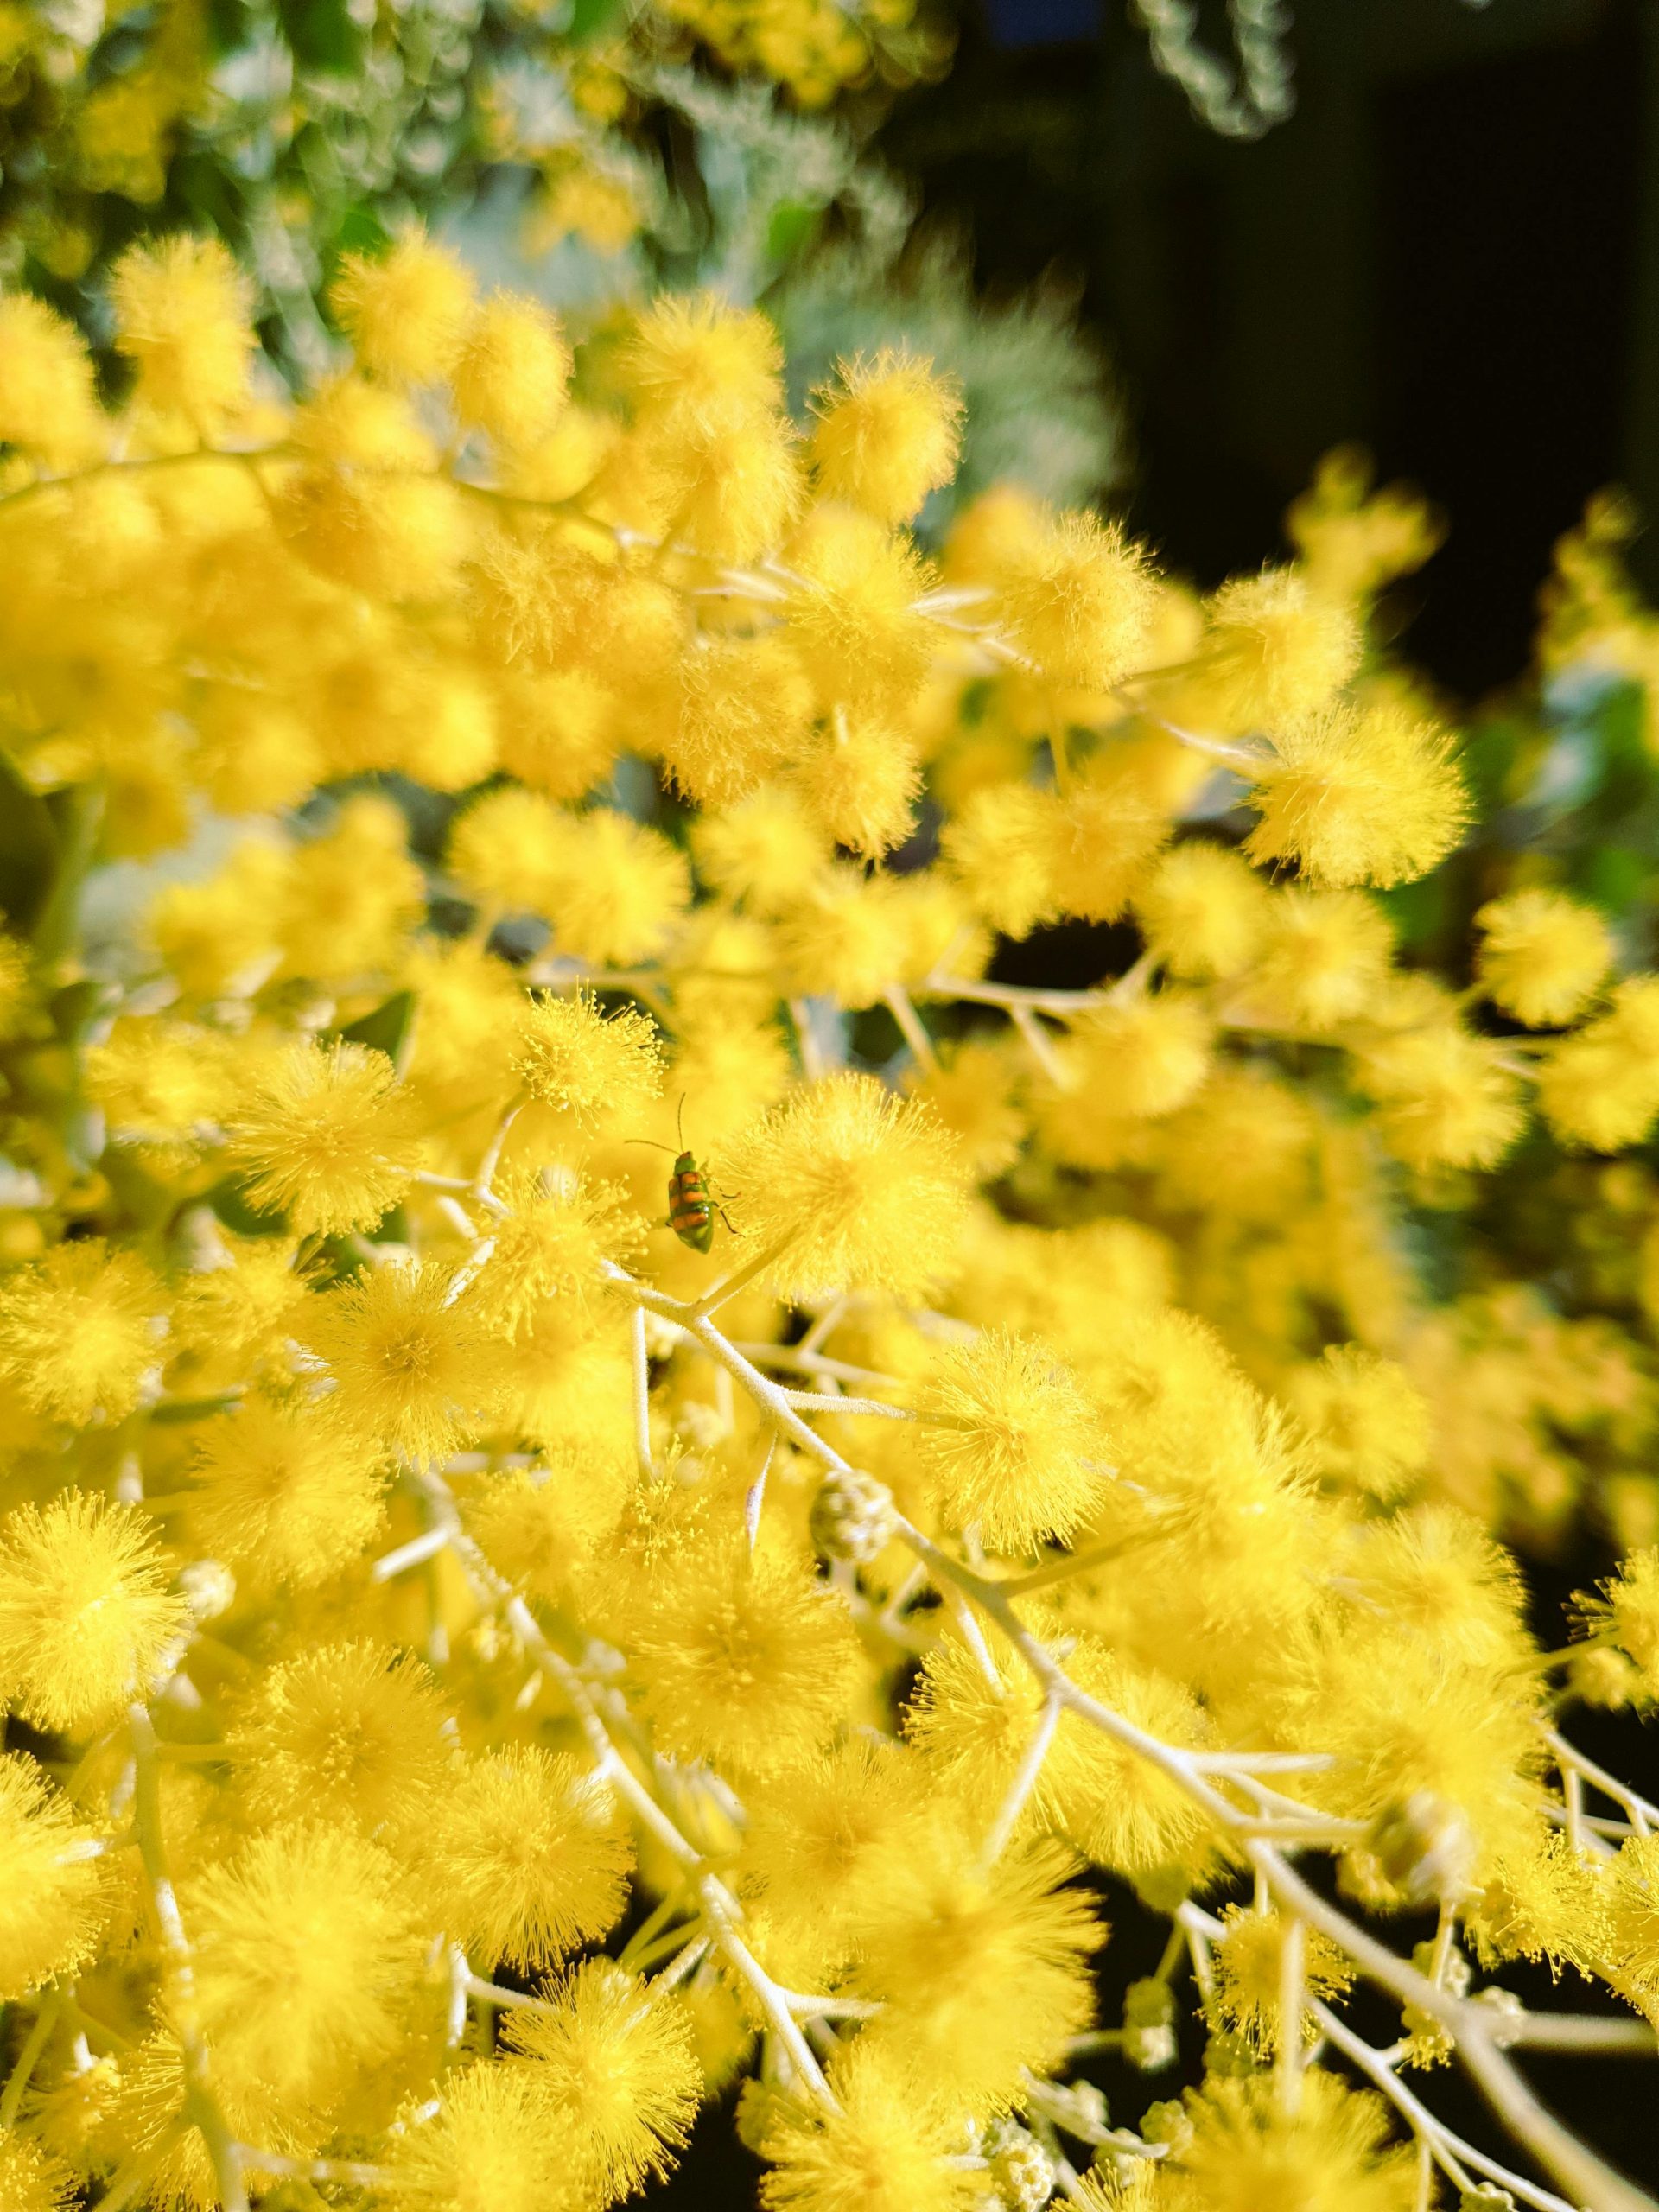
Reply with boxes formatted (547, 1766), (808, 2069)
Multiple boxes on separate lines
(629, 1100), (738, 1254)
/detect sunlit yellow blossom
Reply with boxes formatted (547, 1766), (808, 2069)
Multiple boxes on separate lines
(504, 1961), (700, 2196)
(111, 234), (255, 425)
(0, 1754), (113, 1999)
(810, 351), (963, 525)
(1159, 2070), (1417, 2212)
(226, 1037), (423, 1236)
(189, 1395), (388, 1586)
(0, 1492), (186, 1733)
(916, 1328), (1108, 1550)
(0, 1240), (162, 1425)
(300, 1262), (508, 1460)
(1198, 569), (1361, 731)
(432, 1748), (631, 1971)
(1477, 887), (1613, 1027)
(332, 230), (476, 385)
(721, 1071), (968, 1300)
(512, 991), (664, 1128)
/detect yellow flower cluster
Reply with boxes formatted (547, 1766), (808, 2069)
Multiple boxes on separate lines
(1, 234), (1658, 2212)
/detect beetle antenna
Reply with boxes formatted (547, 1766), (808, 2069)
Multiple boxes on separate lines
(624, 1138), (676, 1154)
(677, 1093), (687, 1150)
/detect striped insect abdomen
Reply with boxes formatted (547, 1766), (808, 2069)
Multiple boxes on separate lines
(667, 1150), (715, 1252)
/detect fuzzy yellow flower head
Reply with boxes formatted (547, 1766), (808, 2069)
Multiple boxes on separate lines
(1160, 2071), (1417, 2212)
(380, 2062), (570, 2212)
(1208, 1904), (1353, 2054)
(182, 1820), (428, 2113)
(1476, 887), (1613, 1027)
(453, 293), (572, 450)
(230, 1638), (452, 1840)
(0, 1753), (113, 1999)
(0, 293), (103, 467)
(111, 234), (255, 425)
(226, 1037), (423, 1236)
(1285, 1344), (1430, 1502)
(1245, 698), (1467, 888)
(0, 1239), (162, 1426)
(1135, 841), (1270, 979)
(1198, 568), (1362, 731)
(504, 1961), (701, 2200)
(0, 2135), (76, 2212)
(1355, 1022), (1526, 1173)
(332, 230), (476, 385)
(621, 292), (784, 429)
(301, 1260), (508, 1461)
(810, 349), (963, 525)
(434, 1747), (631, 1973)
(760, 2038), (983, 2212)
(1070, 991), (1215, 1118)
(0, 1491), (187, 1733)
(189, 1394), (388, 1588)
(721, 1070), (968, 1300)
(994, 509), (1157, 691)
(916, 1327), (1109, 1553)
(629, 1542), (862, 1777)
(512, 991), (665, 1129)
(849, 1832), (1102, 2113)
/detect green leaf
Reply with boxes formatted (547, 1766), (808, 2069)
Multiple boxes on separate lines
(336, 989), (418, 1072)
(569, 0), (628, 42)
(276, 0), (363, 70)
(204, 1175), (291, 1238)
(0, 750), (59, 935)
(765, 199), (824, 267)
(1574, 842), (1649, 918)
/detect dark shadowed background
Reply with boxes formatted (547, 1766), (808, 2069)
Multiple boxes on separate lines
(879, 0), (1658, 702)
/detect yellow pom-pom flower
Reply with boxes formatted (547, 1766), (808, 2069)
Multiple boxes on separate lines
(332, 230), (476, 385)
(301, 1261), (507, 1461)
(229, 1640), (453, 1840)
(0, 1239), (162, 1426)
(721, 1071), (967, 1301)
(1135, 841), (1270, 978)
(0, 294), (103, 467)
(1198, 569), (1362, 731)
(630, 1543), (862, 1777)
(810, 350), (963, 525)
(1476, 887), (1613, 1027)
(0, 1492), (185, 1733)
(431, 1747), (631, 1972)
(226, 1037), (423, 1236)
(995, 509), (1157, 691)
(849, 1832), (1101, 2113)
(184, 1821), (428, 2114)
(760, 2039), (984, 2212)
(1208, 1904), (1353, 2054)
(111, 234), (255, 426)
(512, 991), (664, 1128)
(1354, 1022), (1526, 1173)
(1158, 2071), (1418, 2212)
(0, 2136), (76, 2212)
(503, 1961), (701, 2197)
(1284, 1344), (1429, 1502)
(0, 1753), (112, 1999)
(453, 294), (572, 450)
(915, 1327), (1108, 1552)
(380, 2063), (570, 2212)
(1245, 698), (1468, 887)
(1536, 977), (1659, 1151)
(188, 1395), (388, 1587)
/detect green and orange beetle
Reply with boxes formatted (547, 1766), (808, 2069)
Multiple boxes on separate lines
(632, 1101), (738, 1254)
